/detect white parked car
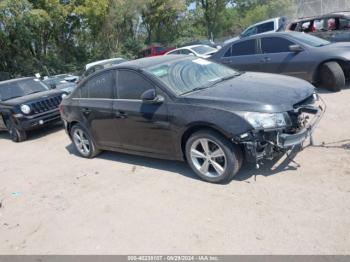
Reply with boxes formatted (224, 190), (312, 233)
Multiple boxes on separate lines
(224, 17), (287, 44)
(80, 58), (127, 81)
(165, 45), (218, 59)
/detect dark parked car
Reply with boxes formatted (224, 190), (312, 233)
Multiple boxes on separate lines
(60, 55), (323, 183)
(287, 12), (350, 42)
(0, 77), (66, 142)
(211, 32), (350, 91)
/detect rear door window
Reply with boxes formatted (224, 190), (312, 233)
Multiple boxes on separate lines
(326, 18), (336, 30)
(301, 21), (312, 32)
(314, 19), (326, 31)
(181, 49), (192, 55)
(80, 70), (115, 99)
(257, 21), (274, 33)
(261, 37), (294, 53)
(242, 26), (257, 37)
(288, 23), (298, 31)
(339, 18), (350, 30)
(226, 39), (256, 57)
(168, 50), (181, 55)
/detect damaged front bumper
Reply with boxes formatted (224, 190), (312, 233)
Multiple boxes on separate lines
(234, 95), (325, 163)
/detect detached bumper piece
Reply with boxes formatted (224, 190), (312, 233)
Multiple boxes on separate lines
(278, 128), (309, 148)
(237, 94), (325, 163)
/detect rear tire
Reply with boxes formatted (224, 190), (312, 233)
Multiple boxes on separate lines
(320, 62), (345, 92)
(185, 129), (242, 183)
(6, 119), (27, 142)
(70, 124), (100, 158)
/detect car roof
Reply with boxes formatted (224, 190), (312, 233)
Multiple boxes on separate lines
(245, 17), (282, 28)
(169, 45), (210, 52)
(228, 31), (304, 42)
(85, 58), (125, 70)
(0, 77), (35, 86)
(108, 55), (192, 70)
(293, 11), (350, 23)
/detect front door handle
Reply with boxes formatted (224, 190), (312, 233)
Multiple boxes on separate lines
(260, 57), (271, 62)
(115, 110), (127, 119)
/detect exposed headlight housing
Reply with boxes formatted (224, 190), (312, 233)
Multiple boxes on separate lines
(241, 112), (290, 129)
(20, 104), (31, 115)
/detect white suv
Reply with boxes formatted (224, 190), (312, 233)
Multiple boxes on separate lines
(224, 17), (287, 44)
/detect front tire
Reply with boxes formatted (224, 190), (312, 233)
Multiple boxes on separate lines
(185, 129), (242, 183)
(320, 62), (345, 92)
(6, 119), (27, 142)
(70, 124), (100, 158)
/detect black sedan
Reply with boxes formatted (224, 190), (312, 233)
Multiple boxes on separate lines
(211, 32), (350, 91)
(60, 55), (323, 183)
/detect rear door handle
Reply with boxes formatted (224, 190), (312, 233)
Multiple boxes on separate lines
(115, 110), (127, 119)
(81, 108), (92, 114)
(222, 59), (232, 64)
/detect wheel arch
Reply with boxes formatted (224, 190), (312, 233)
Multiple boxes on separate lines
(180, 122), (232, 160)
(313, 58), (349, 83)
(67, 120), (80, 137)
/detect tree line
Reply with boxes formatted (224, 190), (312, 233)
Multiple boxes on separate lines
(0, 0), (295, 79)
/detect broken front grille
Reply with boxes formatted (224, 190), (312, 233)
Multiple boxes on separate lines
(30, 96), (62, 114)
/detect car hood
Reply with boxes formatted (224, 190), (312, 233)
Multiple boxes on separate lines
(317, 42), (350, 54)
(56, 82), (77, 93)
(184, 72), (315, 113)
(1, 89), (64, 106)
(321, 42), (350, 49)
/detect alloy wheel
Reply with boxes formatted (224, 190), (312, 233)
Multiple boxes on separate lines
(73, 128), (91, 156)
(190, 138), (227, 178)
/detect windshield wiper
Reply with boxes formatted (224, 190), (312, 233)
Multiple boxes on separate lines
(205, 73), (241, 88)
(27, 90), (43, 95)
(180, 74), (241, 96)
(180, 86), (210, 96)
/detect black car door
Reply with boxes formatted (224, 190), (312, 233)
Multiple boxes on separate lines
(112, 69), (174, 155)
(78, 70), (119, 147)
(220, 39), (260, 71)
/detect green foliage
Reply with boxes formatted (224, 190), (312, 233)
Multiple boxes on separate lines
(141, 0), (186, 45)
(0, 0), (296, 79)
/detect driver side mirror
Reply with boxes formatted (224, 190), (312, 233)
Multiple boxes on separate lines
(141, 89), (164, 104)
(289, 44), (303, 53)
(50, 83), (57, 89)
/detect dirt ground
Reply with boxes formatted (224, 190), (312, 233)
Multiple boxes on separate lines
(0, 86), (349, 255)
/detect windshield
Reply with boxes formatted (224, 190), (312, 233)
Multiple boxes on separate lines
(192, 45), (217, 55)
(292, 32), (331, 47)
(145, 58), (240, 95)
(0, 79), (49, 101)
(43, 77), (63, 86)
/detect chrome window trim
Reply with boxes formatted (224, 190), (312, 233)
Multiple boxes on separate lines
(72, 98), (142, 102)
